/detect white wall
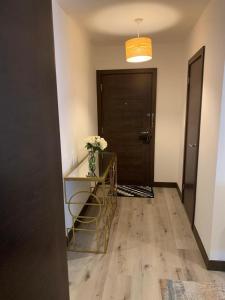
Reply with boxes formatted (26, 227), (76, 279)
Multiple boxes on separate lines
(182, 0), (225, 259)
(52, 1), (97, 231)
(93, 42), (186, 185)
(211, 64), (225, 260)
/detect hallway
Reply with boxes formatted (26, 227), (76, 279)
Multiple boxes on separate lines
(1, 1), (225, 298)
(68, 188), (225, 299)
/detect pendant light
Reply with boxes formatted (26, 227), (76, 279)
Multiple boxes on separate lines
(125, 18), (152, 63)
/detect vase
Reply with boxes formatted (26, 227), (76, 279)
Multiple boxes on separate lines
(88, 150), (96, 176)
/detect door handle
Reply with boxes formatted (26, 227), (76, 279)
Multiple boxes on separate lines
(188, 143), (197, 148)
(139, 130), (151, 144)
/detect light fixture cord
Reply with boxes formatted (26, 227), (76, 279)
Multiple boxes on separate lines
(137, 22), (140, 38)
(135, 18), (143, 38)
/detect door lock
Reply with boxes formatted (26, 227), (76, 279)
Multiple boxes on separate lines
(139, 130), (151, 144)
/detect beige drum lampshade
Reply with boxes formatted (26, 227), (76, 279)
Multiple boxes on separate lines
(125, 37), (152, 63)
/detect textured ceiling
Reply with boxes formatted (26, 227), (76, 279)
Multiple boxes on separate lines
(57, 0), (210, 44)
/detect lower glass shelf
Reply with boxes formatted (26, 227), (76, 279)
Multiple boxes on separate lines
(67, 191), (117, 253)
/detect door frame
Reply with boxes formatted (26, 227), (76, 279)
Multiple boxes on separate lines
(182, 46), (205, 227)
(96, 68), (157, 185)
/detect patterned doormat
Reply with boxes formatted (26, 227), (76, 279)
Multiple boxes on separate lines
(160, 279), (225, 300)
(117, 185), (154, 198)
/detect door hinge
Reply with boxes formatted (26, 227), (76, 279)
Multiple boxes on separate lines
(151, 113), (155, 129)
(100, 83), (103, 92)
(101, 127), (104, 134)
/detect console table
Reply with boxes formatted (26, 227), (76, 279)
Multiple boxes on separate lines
(64, 152), (117, 254)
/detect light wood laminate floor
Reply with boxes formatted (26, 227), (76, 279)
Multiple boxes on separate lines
(68, 188), (225, 299)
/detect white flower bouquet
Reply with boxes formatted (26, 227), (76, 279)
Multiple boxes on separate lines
(84, 136), (107, 153)
(84, 136), (108, 176)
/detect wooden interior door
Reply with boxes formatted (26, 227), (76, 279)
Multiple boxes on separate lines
(97, 69), (157, 185)
(182, 47), (205, 226)
(0, 1), (69, 299)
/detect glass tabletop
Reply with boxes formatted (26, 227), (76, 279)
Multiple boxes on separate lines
(64, 152), (116, 181)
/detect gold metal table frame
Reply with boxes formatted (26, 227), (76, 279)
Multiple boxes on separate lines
(64, 152), (117, 254)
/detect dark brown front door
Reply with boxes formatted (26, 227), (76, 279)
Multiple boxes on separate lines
(97, 69), (157, 185)
(0, 1), (69, 299)
(183, 47), (205, 226)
